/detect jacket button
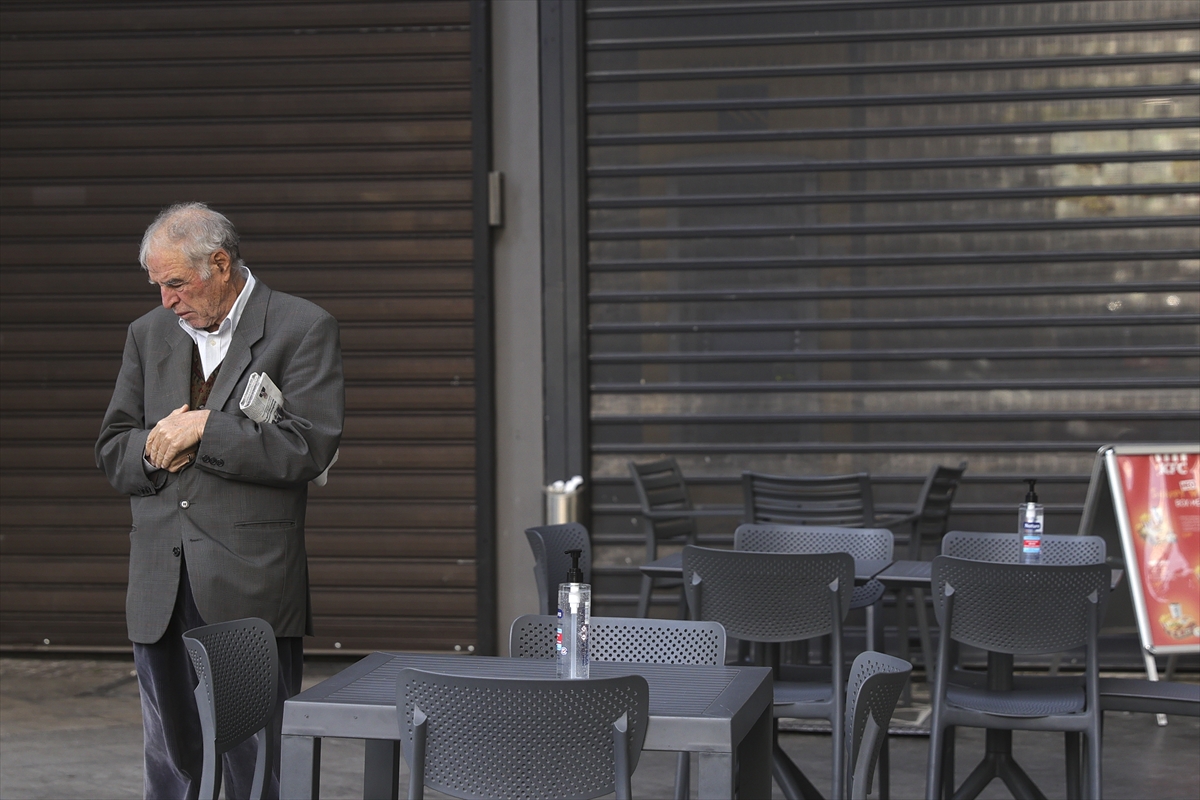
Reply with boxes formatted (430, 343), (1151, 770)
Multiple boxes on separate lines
(180, 500), (189, 509)
(172, 546), (181, 557)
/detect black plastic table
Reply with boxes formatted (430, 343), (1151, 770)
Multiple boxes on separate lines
(280, 652), (773, 800)
(640, 550), (894, 583)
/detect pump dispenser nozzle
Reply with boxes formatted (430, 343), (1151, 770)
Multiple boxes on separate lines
(564, 549), (584, 583)
(1024, 479), (1038, 503)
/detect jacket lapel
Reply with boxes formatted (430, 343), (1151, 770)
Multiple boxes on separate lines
(154, 318), (193, 413)
(207, 281), (270, 412)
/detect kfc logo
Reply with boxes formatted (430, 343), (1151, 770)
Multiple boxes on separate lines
(1153, 454), (1193, 476)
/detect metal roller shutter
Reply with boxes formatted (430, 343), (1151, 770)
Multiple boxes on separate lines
(0, 1), (490, 653)
(582, 0), (1200, 613)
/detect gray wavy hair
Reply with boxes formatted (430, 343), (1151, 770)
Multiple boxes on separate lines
(139, 202), (243, 279)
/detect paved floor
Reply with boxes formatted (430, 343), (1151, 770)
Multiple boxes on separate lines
(1, 654), (1196, 799)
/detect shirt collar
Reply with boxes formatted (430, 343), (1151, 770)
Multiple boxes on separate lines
(177, 267), (256, 340)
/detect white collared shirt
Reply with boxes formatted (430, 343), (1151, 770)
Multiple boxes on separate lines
(179, 268), (256, 379)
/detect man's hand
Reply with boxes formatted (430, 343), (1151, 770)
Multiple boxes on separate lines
(165, 444), (199, 473)
(145, 404), (210, 470)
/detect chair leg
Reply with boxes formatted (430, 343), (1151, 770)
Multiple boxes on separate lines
(941, 727), (955, 800)
(198, 739), (220, 800)
(677, 583), (689, 621)
(637, 574), (653, 618)
(925, 716), (943, 800)
(773, 743), (823, 800)
(879, 734), (890, 800)
(1087, 727), (1102, 800)
(250, 727), (271, 800)
(1065, 732), (1081, 800)
(674, 751), (690, 800)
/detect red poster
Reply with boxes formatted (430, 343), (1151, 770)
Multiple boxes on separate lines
(1115, 452), (1200, 650)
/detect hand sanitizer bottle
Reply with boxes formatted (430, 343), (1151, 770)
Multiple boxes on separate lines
(556, 548), (590, 679)
(1019, 479), (1044, 565)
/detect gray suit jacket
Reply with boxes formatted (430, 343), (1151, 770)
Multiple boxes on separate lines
(96, 281), (344, 643)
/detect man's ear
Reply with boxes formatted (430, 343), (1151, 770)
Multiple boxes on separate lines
(210, 248), (231, 278)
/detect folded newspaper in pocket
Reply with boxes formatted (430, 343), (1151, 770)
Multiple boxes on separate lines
(239, 371), (337, 486)
(239, 371), (283, 424)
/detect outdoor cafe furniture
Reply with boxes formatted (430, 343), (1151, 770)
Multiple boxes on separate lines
(396, 668), (649, 800)
(735, 523), (894, 651)
(742, 470), (876, 527)
(883, 462), (968, 682)
(845, 652), (912, 800)
(683, 545), (854, 800)
(182, 617), (280, 800)
(629, 458), (700, 619)
(925, 556), (1111, 800)
(524, 523), (591, 615)
(279, 652), (773, 800)
(510, 614), (727, 800)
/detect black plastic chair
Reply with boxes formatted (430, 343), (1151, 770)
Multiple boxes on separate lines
(735, 523), (893, 651)
(941, 529), (1105, 566)
(743, 471), (876, 527)
(886, 463), (967, 679)
(629, 458), (699, 618)
(925, 557), (1110, 800)
(510, 614), (727, 800)
(524, 523), (591, 616)
(396, 667), (649, 800)
(182, 617), (280, 800)
(683, 545), (854, 800)
(938, 530), (1108, 796)
(509, 613), (726, 665)
(844, 652), (912, 800)
(894, 464), (969, 561)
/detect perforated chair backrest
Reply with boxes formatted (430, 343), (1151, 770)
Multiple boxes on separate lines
(844, 651), (912, 800)
(931, 556), (1110, 655)
(397, 668), (650, 800)
(908, 462), (967, 558)
(682, 545), (853, 642)
(942, 531), (1106, 566)
(182, 617), (279, 755)
(742, 471), (876, 527)
(629, 458), (698, 545)
(525, 523), (592, 615)
(735, 523), (894, 561)
(509, 614), (726, 665)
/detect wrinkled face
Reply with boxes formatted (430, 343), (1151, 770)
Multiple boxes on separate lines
(145, 246), (236, 331)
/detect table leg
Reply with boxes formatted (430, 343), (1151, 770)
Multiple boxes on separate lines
(363, 739), (401, 800)
(697, 752), (734, 799)
(912, 587), (936, 681)
(896, 587), (914, 705)
(280, 735), (321, 800)
(737, 700), (774, 800)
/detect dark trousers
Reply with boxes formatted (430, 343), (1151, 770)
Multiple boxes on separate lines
(133, 564), (303, 800)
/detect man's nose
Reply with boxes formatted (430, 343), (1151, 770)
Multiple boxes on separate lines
(160, 286), (179, 308)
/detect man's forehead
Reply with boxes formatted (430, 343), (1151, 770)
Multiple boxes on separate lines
(145, 249), (198, 281)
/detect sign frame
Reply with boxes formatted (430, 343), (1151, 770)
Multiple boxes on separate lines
(1083, 443), (1200, 665)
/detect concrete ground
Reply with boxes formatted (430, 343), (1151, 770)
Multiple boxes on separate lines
(1, 655), (1197, 800)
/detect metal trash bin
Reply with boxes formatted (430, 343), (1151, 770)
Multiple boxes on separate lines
(544, 475), (584, 525)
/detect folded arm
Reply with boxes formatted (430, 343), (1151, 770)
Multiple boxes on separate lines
(193, 314), (344, 487)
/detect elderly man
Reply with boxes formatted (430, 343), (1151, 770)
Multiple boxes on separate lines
(96, 202), (344, 799)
